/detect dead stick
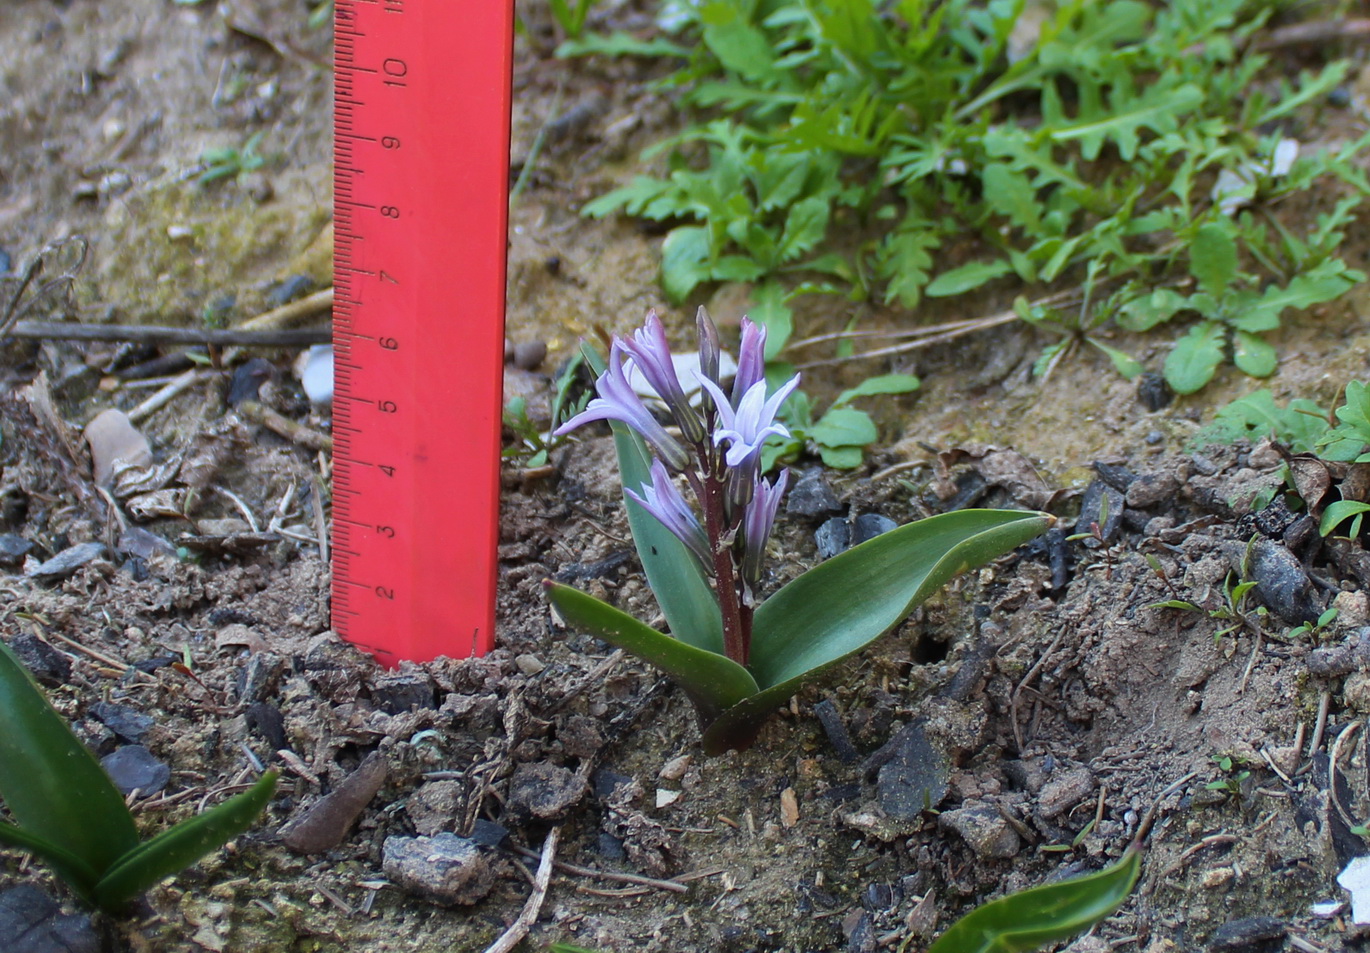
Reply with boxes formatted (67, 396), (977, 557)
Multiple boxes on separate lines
(238, 287), (335, 331)
(507, 843), (690, 894)
(484, 827), (560, 953)
(236, 400), (335, 452)
(6, 321), (330, 347)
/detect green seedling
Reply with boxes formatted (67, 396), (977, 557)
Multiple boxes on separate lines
(762, 371), (921, 470)
(547, 0), (598, 40)
(307, 0), (334, 30)
(1205, 754), (1253, 795)
(922, 847), (1141, 953)
(197, 132), (267, 186)
(1289, 607), (1339, 642)
(571, 0), (1367, 393)
(547, 310), (1050, 753)
(1152, 564), (1266, 645)
(503, 352), (592, 468)
(0, 640), (277, 913)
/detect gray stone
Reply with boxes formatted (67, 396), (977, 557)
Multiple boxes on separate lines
(406, 779), (462, 836)
(370, 671), (435, 713)
(1125, 471), (1180, 509)
(26, 542), (107, 583)
(1207, 916), (1287, 951)
(89, 701), (153, 744)
(875, 722), (949, 820)
(0, 533), (34, 566)
(509, 761), (587, 821)
(1037, 767), (1095, 819)
(852, 513), (898, 545)
(786, 468), (842, 519)
(0, 883), (101, 953)
(816, 517), (851, 559)
(513, 340), (548, 371)
(100, 745), (170, 795)
(938, 804), (1020, 859)
(382, 833), (494, 906)
(7, 631), (71, 685)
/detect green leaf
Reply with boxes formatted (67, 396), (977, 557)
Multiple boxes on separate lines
(1164, 321), (1225, 394)
(0, 822), (102, 901)
(1320, 500), (1370, 538)
(982, 164), (1041, 231)
(1198, 389), (1330, 454)
(750, 281), (794, 358)
(92, 771), (278, 910)
(1190, 223), (1238, 297)
(1085, 338), (1143, 379)
(1116, 287), (1187, 332)
(1233, 261), (1358, 333)
(558, 33), (691, 59)
(545, 582), (758, 721)
(661, 226), (713, 303)
(1232, 331), (1277, 378)
(0, 640), (140, 894)
(926, 848), (1141, 953)
(819, 444), (864, 469)
(702, 510), (1050, 753)
(777, 196), (830, 263)
(926, 260), (1013, 297)
(810, 407), (878, 449)
(833, 373), (921, 405)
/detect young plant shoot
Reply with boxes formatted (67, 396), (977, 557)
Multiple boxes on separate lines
(0, 640), (277, 913)
(546, 309), (1052, 753)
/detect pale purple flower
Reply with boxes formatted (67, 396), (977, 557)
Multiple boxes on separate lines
(699, 373), (801, 472)
(556, 344), (691, 471)
(625, 458), (712, 571)
(620, 310), (706, 443)
(731, 317), (767, 405)
(739, 469), (788, 597)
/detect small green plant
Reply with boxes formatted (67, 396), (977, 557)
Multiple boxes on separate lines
(763, 371), (921, 470)
(307, 0), (334, 30)
(503, 352), (592, 468)
(547, 0), (599, 40)
(569, 0), (1368, 394)
(547, 309), (1050, 753)
(0, 640), (278, 913)
(1205, 754), (1253, 795)
(1153, 566), (1268, 644)
(197, 132), (268, 186)
(1289, 607), (1339, 642)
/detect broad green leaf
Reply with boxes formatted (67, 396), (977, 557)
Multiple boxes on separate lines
(750, 281), (794, 357)
(577, 344), (723, 654)
(982, 163), (1040, 231)
(1320, 500), (1370, 538)
(810, 407), (878, 448)
(833, 373), (921, 405)
(699, 2), (777, 82)
(545, 582), (758, 720)
(0, 640), (140, 890)
(1233, 261), (1358, 333)
(661, 226), (713, 303)
(926, 848), (1141, 953)
(1232, 331), (1277, 377)
(926, 260), (1013, 297)
(93, 771), (277, 910)
(1085, 338), (1143, 379)
(819, 444), (864, 469)
(700, 511), (1049, 753)
(1164, 321), (1225, 394)
(1335, 380), (1370, 433)
(778, 196), (830, 263)
(1190, 223), (1238, 297)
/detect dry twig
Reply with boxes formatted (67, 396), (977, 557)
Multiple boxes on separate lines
(483, 827), (560, 953)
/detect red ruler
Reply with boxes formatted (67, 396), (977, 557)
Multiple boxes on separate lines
(332, 1), (513, 664)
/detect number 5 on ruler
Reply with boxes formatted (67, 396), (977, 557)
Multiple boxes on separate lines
(333, 2), (513, 664)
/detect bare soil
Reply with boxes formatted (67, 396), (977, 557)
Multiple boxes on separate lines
(4, 2), (1370, 952)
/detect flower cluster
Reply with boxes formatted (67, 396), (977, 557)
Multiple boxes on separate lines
(556, 308), (799, 663)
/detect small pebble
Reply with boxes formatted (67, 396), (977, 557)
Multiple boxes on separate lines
(281, 751), (389, 853)
(89, 701), (154, 745)
(852, 513), (897, 545)
(780, 787), (799, 828)
(659, 755), (691, 781)
(513, 340), (547, 371)
(786, 468), (842, 519)
(508, 762), (587, 821)
(937, 804), (1020, 859)
(0, 534), (34, 566)
(267, 274), (314, 306)
(26, 542), (107, 583)
(656, 788), (682, 808)
(382, 833), (494, 906)
(101, 745), (171, 796)
(0, 883), (101, 953)
(1206, 916), (1286, 951)
(815, 517), (851, 559)
(370, 671), (436, 714)
(6, 632), (71, 685)
(514, 653), (546, 676)
(1037, 766), (1095, 819)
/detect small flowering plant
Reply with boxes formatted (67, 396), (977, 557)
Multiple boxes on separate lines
(545, 309), (1051, 754)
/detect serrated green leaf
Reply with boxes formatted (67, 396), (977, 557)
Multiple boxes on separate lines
(926, 260), (1013, 297)
(1232, 331), (1277, 377)
(1199, 390), (1329, 453)
(778, 196), (830, 262)
(982, 163), (1041, 231)
(1164, 321), (1225, 394)
(810, 407), (878, 448)
(926, 848), (1141, 953)
(1233, 261), (1358, 333)
(546, 582), (757, 722)
(702, 510), (1050, 753)
(0, 640), (140, 896)
(92, 771), (278, 910)
(1190, 223), (1238, 297)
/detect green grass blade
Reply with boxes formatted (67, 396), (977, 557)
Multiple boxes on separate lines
(0, 640), (140, 879)
(750, 509), (1051, 688)
(92, 770), (278, 911)
(926, 847), (1141, 953)
(546, 582), (758, 721)
(0, 821), (103, 902)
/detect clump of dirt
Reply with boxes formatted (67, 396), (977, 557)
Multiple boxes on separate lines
(4, 2), (1370, 952)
